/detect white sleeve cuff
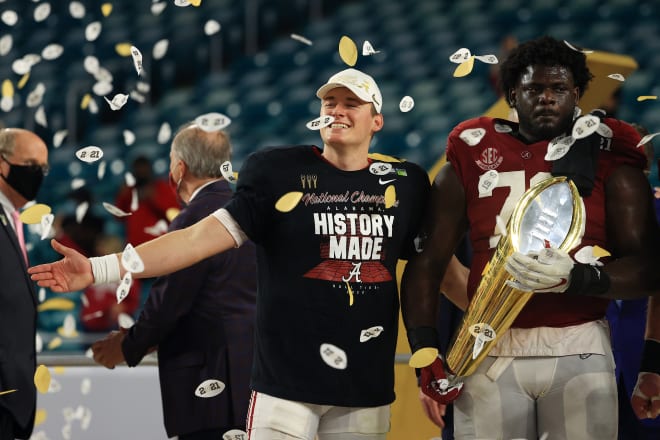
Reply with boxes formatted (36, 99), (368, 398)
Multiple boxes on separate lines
(211, 208), (248, 247)
(89, 254), (121, 285)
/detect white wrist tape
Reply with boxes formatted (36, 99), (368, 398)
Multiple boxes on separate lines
(89, 254), (121, 285)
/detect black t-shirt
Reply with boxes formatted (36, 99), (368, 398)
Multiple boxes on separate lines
(224, 145), (429, 406)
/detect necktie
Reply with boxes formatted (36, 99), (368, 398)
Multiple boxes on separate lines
(11, 210), (28, 265)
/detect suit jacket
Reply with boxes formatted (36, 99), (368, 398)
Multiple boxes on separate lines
(0, 206), (37, 439)
(121, 180), (257, 437)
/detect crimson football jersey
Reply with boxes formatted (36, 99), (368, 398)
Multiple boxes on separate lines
(447, 116), (645, 328)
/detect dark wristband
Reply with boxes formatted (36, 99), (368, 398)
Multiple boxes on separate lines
(564, 263), (611, 296)
(406, 326), (439, 353)
(640, 339), (660, 375)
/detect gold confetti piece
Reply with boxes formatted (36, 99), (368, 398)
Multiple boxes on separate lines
(0, 389), (17, 396)
(275, 191), (303, 213)
(481, 261), (490, 276)
(592, 245), (611, 258)
(345, 281), (354, 306)
(19, 204), (51, 224)
(34, 408), (47, 426)
(101, 3), (112, 16)
(57, 326), (78, 338)
(115, 43), (133, 57)
(165, 207), (180, 222)
(34, 365), (51, 394)
(2, 79), (13, 98)
(453, 56), (475, 77)
(408, 347), (438, 368)
(384, 185), (396, 208)
(52, 366), (66, 374)
(80, 93), (91, 110)
(190, 0), (202, 6)
(47, 337), (62, 350)
(17, 72), (29, 89)
(37, 298), (76, 312)
(338, 36), (358, 67)
(637, 95), (658, 102)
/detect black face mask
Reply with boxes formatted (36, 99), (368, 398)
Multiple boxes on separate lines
(1, 156), (46, 201)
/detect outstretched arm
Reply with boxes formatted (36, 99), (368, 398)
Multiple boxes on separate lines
(29, 214), (236, 292)
(631, 295), (660, 419)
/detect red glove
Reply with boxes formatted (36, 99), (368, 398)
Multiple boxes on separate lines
(631, 372), (660, 419)
(420, 355), (464, 404)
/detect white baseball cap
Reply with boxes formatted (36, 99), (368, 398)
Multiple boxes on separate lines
(316, 68), (383, 114)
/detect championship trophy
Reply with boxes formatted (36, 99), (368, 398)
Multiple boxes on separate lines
(445, 176), (586, 379)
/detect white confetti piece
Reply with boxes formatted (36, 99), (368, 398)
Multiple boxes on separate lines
(572, 114), (601, 139)
(130, 188), (138, 212)
(151, 2), (167, 15)
(0, 35), (13, 56)
(174, 0), (191, 6)
(121, 243), (144, 273)
(80, 378), (91, 395)
(34, 3), (52, 22)
(157, 122), (171, 144)
(368, 162), (393, 176)
(26, 82), (45, 108)
(478, 170), (499, 196)
(129, 90), (146, 103)
(637, 132), (660, 148)
(222, 429), (247, 440)
(449, 47), (471, 63)
(459, 128), (486, 146)
(319, 343), (347, 370)
(47, 378), (61, 393)
(290, 33), (312, 46)
(58, 313), (78, 337)
(1, 11), (18, 26)
(75, 201), (88, 223)
(194, 379), (226, 398)
(204, 19), (221, 36)
(359, 326), (384, 342)
(130, 46), (143, 76)
(152, 39), (169, 60)
(116, 271), (132, 303)
(136, 81), (150, 93)
(85, 21), (102, 42)
(83, 56), (100, 75)
(362, 40), (380, 56)
(118, 312), (134, 328)
(97, 160), (106, 179)
(545, 135), (575, 161)
(475, 54), (498, 64)
(220, 161), (237, 183)
(0, 96), (12, 112)
(607, 73), (625, 82)
(104, 93), (129, 110)
(12, 58), (31, 76)
(144, 219), (168, 236)
(493, 122), (512, 133)
(596, 123), (613, 138)
(40, 213), (54, 240)
(71, 178), (85, 190)
(102, 202), (131, 217)
(399, 96), (414, 112)
(41, 43), (64, 61)
(123, 129), (135, 146)
(574, 246), (604, 266)
(306, 115), (334, 130)
(563, 40), (593, 54)
(52, 129), (68, 148)
(35, 105), (47, 127)
(75, 145), (104, 163)
(124, 172), (136, 188)
(195, 112), (231, 132)
(92, 80), (113, 96)
(88, 97), (99, 114)
(69, 1), (85, 19)
(36, 332), (43, 353)
(38, 287), (46, 303)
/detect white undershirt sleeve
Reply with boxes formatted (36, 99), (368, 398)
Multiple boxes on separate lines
(211, 208), (248, 247)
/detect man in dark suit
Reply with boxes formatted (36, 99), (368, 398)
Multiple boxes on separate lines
(91, 124), (257, 439)
(0, 128), (49, 440)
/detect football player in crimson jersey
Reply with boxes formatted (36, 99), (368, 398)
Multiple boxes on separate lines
(402, 36), (660, 440)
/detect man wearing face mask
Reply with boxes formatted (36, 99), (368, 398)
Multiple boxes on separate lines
(91, 124), (257, 439)
(0, 128), (49, 440)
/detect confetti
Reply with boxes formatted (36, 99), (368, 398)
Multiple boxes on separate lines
(220, 161), (237, 183)
(97, 160), (106, 179)
(359, 326), (384, 342)
(34, 409), (47, 426)
(195, 112), (231, 132)
(75, 201), (89, 223)
(80, 93), (91, 110)
(116, 271), (132, 303)
(130, 46), (143, 75)
(12, 58), (31, 75)
(449, 48), (472, 64)
(1, 10), (18, 26)
(130, 188), (138, 211)
(102, 202), (132, 217)
(101, 3), (113, 16)
(69, 1), (86, 19)
(118, 312), (135, 328)
(125, 171), (136, 187)
(459, 128), (486, 146)
(362, 40), (380, 56)
(345, 280), (354, 306)
(57, 314), (79, 338)
(40, 213), (54, 240)
(607, 73), (625, 82)
(20, 203), (52, 224)
(572, 114), (601, 139)
(26, 82), (46, 108)
(204, 19), (221, 36)
(291, 33), (312, 46)
(151, 2), (167, 15)
(369, 162), (393, 176)
(75, 146), (104, 163)
(545, 135), (575, 161)
(36, 332), (43, 352)
(275, 192), (303, 212)
(130, 90), (146, 103)
(115, 43), (133, 57)
(174, 0), (191, 6)
(17, 72), (29, 89)
(152, 39), (169, 60)
(123, 129), (135, 146)
(563, 40), (593, 53)
(104, 93), (129, 110)
(37, 298), (75, 312)
(80, 378), (91, 395)
(35, 105), (48, 127)
(88, 97), (99, 114)
(190, 0), (202, 6)
(453, 56), (475, 77)
(34, 3), (52, 22)
(596, 123), (613, 138)
(306, 115), (334, 130)
(474, 54), (498, 64)
(574, 245), (609, 266)
(121, 243), (145, 273)
(409, 347), (439, 368)
(637, 132), (660, 148)
(477, 170), (499, 196)
(338, 35), (358, 67)
(165, 207), (180, 221)
(194, 379), (225, 398)
(93, 81), (113, 96)
(222, 430), (247, 440)
(0, 34), (13, 56)
(637, 95), (658, 102)
(144, 219), (168, 236)
(384, 185), (396, 208)
(83, 56), (100, 75)
(157, 122), (172, 144)
(399, 96), (414, 112)
(319, 343), (347, 370)
(85, 21), (102, 42)
(34, 365), (51, 393)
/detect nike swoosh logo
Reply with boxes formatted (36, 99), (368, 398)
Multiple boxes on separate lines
(379, 178), (396, 185)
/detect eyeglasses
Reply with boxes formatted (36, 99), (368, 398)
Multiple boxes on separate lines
(1, 154), (49, 176)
